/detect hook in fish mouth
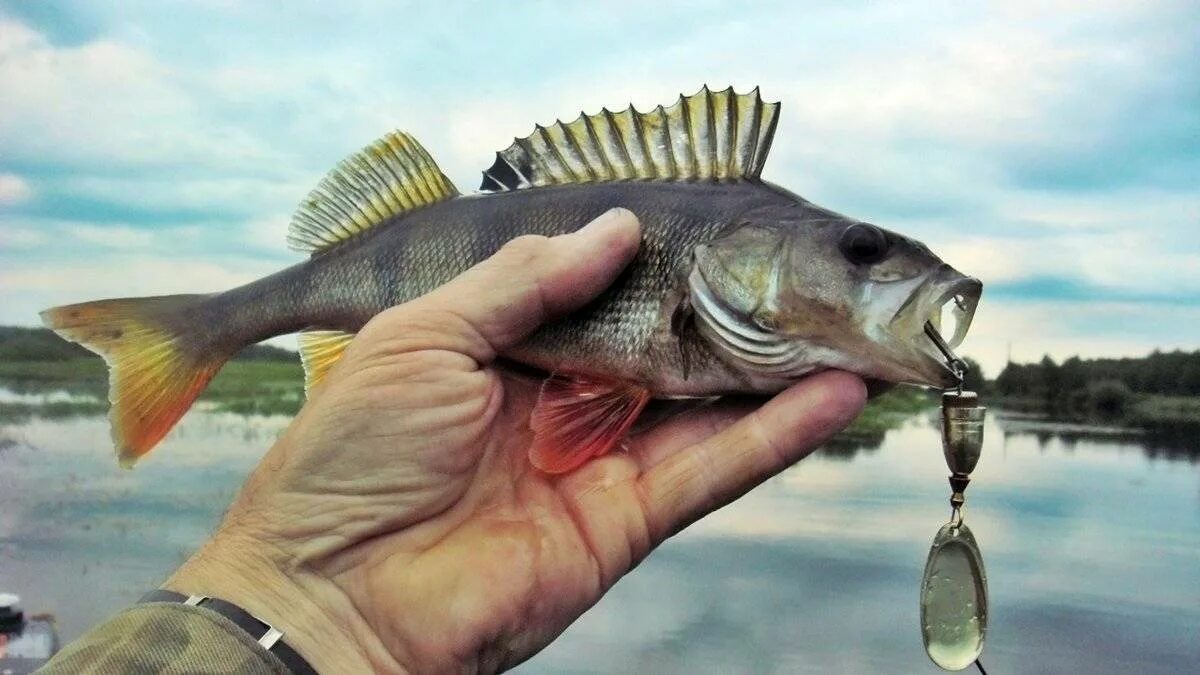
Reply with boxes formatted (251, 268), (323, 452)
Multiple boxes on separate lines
(925, 320), (966, 386)
(911, 275), (982, 386)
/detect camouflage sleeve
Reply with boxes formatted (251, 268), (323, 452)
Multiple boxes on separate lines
(38, 602), (291, 674)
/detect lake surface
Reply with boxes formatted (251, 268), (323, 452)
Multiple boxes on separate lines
(1, 391), (1197, 673)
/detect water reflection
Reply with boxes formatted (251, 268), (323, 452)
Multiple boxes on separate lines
(996, 413), (1200, 464)
(532, 414), (1200, 674)
(818, 433), (885, 461)
(1, 391), (1197, 673)
(0, 407), (281, 642)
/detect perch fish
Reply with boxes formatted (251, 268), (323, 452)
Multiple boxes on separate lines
(42, 86), (982, 472)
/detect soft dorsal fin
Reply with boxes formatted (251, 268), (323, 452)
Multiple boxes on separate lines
(288, 131), (459, 253)
(479, 86), (779, 192)
(298, 330), (356, 395)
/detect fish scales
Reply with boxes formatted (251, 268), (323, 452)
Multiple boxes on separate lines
(205, 181), (792, 391)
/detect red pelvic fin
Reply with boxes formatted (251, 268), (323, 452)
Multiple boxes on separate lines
(529, 373), (651, 474)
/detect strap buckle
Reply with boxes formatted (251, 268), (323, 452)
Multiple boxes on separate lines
(183, 594), (283, 648)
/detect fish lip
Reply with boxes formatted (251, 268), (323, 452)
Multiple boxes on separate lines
(904, 272), (983, 385)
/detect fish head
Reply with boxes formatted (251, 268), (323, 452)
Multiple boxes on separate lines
(689, 205), (981, 388)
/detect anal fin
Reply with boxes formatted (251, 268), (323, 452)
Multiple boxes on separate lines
(298, 330), (356, 395)
(529, 373), (651, 474)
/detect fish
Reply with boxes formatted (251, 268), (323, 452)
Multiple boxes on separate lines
(41, 86), (982, 473)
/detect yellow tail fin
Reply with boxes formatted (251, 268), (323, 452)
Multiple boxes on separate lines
(40, 295), (225, 467)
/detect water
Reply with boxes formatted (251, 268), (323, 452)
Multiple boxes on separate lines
(1, 393), (1197, 674)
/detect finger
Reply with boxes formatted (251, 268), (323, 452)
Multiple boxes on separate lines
(627, 398), (762, 470)
(636, 371), (866, 543)
(365, 208), (641, 363)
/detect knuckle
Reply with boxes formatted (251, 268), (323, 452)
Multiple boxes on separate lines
(394, 307), (473, 343)
(497, 234), (550, 264)
(360, 306), (483, 354)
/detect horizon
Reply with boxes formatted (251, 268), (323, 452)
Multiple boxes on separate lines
(1, 2), (1197, 378)
(6, 322), (1196, 374)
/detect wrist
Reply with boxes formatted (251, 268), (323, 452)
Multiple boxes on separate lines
(165, 527), (400, 674)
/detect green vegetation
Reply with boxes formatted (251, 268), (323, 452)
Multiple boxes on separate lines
(0, 358), (305, 422)
(0, 327), (305, 420)
(0, 399), (110, 424)
(1129, 395), (1200, 427)
(992, 350), (1200, 427)
(202, 360), (305, 414)
(824, 386), (938, 457)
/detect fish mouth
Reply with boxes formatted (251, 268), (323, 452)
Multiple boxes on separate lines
(902, 272), (983, 387)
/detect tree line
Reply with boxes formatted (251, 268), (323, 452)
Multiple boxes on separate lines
(992, 349), (1200, 418)
(995, 350), (1200, 398)
(0, 326), (297, 363)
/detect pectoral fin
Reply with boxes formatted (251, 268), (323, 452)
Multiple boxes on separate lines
(529, 374), (651, 474)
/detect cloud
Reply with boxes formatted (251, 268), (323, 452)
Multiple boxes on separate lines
(0, 18), (281, 172)
(0, 253), (279, 327)
(66, 223), (155, 249)
(0, 173), (31, 204)
(0, 2), (1196, 368)
(939, 194), (1200, 299)
(1, 257), (260, 295)
(959, 297), (1200, 377)
(1, 226), (45, 248)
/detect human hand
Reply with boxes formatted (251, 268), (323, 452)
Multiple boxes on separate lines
(166, 208), (867, 673)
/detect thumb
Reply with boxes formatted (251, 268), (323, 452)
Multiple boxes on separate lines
(363, 208), (642, 363)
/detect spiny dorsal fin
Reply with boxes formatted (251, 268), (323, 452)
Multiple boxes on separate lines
(289, 132), (459, 253)
(298, 330), (356, 395)
(479, 86), (779, 192)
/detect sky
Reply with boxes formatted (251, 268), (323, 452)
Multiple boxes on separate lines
(0, 0), (1197, 377)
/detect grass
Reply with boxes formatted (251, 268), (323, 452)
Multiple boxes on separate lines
(823, 386), (939, 457)
(990, 392), (1200, 427)
(202, 360), (305, 414)
(0, 357), (306, 419)
(1129, 395), (1200, 427)
(0, 399), (111, 424)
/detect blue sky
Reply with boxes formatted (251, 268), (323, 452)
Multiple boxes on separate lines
(1, 1), (1197, 376)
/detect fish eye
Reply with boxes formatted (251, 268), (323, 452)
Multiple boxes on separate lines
(839, 223), (891, 265)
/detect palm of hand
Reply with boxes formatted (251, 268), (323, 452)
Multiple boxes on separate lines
(170, 212), (864, 674)
(270, 332), (671, 672)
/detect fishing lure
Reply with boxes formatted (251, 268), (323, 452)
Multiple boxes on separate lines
(919, 324), (989, 672)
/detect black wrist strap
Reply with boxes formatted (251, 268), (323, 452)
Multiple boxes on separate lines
(139, 589), (318, 675)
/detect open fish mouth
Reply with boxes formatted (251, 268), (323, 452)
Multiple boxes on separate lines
(909, 275), (982, 385)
